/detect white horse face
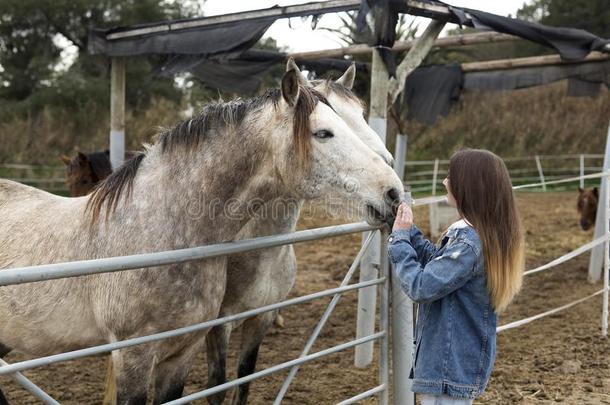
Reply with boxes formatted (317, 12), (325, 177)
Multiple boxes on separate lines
(276, 69), (403, 225)
(284, 59), (394, 166)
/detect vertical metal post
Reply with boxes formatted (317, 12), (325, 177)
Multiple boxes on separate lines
(394, 133), (408, 182)
(390, 257), (415, 405)
(535, 155), (546, 191)
(580, 154), (585, 189)
(431, 159), (439, 195)
(110, 57), (126, 170)
(379, 229), (390, 405)
(603, 170), (609, 336)
(391, 143), (415, 405)
(356, 47), (388, 368)
(589, 121), (610, 283)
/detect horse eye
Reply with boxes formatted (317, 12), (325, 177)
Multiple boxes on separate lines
(313, 130), (334, 139)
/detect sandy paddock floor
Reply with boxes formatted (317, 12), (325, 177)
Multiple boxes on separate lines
(1, 192), (609, 404)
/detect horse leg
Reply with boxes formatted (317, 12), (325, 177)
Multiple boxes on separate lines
(231, 311), (277, 405)
(153, 340), (201, 404)
(0, 344), (12, 405)
(102, 356), (116, 405)
(206, 323), (232, 405)
(112, 346), (155, 405)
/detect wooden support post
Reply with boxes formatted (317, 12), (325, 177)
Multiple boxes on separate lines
(388, 19), (446, 105)
(356, 49), (388, 369)
(110, 57), (126, 171)
(589, 121), (610, 283)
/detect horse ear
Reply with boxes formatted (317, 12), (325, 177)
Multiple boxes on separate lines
(59, 155), (72, 166)
(286, 57), (308, 87)
(335, 62), (356, 90)
(281, 69), (300, 107)
(593, 187), (599, 198)
(578, 187), (584, 193)
(77, 152), (89, 165)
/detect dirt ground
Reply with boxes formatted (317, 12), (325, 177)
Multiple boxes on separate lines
(1, 192), (609, 404)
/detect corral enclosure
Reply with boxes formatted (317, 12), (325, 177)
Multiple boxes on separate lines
(0, 192), (608, 404)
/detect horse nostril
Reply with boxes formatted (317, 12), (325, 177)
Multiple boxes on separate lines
(384, 187), (401, 210)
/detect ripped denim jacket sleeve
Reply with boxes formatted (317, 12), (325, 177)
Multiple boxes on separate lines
(388, 234), (478, 303)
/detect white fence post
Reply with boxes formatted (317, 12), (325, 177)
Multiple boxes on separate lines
(355, 109), (387, 368)
(589, 121), (610, 283)
(394, 134), (408, 181)
(535, 155), (546, 191)
(431, 158), (440, 195)
(603, 170), (609, 336)
(580, 154), (585, 189)
(356, 230), (380, 368)
(110, 57), (126, 170)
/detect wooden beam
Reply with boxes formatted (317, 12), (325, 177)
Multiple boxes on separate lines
(462, 51), (610, 72)
(388, 19), (446, 104)
(107, 0), (361, 40)
(290, 32), (520, 61)
(104, 0), (463, 42)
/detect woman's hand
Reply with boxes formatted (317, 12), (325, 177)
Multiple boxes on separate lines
(392, 202), (413, 232)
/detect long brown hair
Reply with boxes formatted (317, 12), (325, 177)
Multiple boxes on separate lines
(448, 149), (524, 312)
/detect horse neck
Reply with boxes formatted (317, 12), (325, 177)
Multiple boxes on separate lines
(238, 199), (304, 239)
(126, 129), (283, 245)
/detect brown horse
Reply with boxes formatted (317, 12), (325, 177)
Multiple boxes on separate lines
(577, 187), (598, 230)
(60, 151), (113, 196)
(60, 151), (137, 196)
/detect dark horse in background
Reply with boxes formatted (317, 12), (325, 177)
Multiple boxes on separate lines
(577, 187), (598, 230)
(60, 151), (136, 196)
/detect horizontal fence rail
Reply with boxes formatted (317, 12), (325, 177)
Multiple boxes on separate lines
(0, 278), (385, 376)
(0, 222), (378, 286)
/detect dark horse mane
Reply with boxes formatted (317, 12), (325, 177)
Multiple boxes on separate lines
(86, 86), (331, 223)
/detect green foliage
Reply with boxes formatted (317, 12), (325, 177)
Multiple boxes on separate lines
(0, 0), (200, 115)
(518, 0), (610, 38)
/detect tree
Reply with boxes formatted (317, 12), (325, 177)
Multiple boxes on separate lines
(0, 0), (203, 112)
(517, 0), (610, 38)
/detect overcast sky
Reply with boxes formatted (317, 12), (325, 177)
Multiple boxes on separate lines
(203, 0), (530, 52)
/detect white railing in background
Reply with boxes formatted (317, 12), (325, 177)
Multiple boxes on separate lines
(1, 153), (605, 196)
(398, 154), (605, 193)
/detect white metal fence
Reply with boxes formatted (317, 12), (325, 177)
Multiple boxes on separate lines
(2, 153), (605, 196)
(0, 169), (609, 404)
(397, 154), (605, 194)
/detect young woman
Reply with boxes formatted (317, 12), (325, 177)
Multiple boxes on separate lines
(388, 149), (525, 404)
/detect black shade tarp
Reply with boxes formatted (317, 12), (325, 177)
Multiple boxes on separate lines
(89, 19), (273, 57)
(357, 0), (609, 75)
(402, 59), (610, 125)
(400, 63), (463, 125)
(464, 60), (610, 93)
(463, 9), (610, 61)
(155, 49), (369, 95)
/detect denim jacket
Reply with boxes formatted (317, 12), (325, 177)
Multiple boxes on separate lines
(387, 220), (496, 399)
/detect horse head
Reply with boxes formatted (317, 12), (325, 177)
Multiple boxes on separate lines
(274, 67), (403, 226)
(577, 187), (598, 230)
(287, 58), (394, 166)
(60, 152), (96, 197)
